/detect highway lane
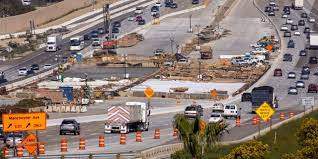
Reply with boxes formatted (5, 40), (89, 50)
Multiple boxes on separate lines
(0, 0), (198, 84)
(38, 0), (282, 155)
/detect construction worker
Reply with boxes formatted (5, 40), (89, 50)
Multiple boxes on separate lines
(274, 96), (279, 108)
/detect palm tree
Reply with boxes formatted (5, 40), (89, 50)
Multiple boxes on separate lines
(173, 114), (228, 159)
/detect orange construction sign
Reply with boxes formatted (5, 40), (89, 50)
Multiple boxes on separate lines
(144, 87), (154, 98)
(210, 89), (218, 98)
(265, 45), (273, 52)
(21, 134), (38, 155)
(2, 112), (46, 132)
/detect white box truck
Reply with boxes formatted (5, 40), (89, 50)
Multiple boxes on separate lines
(310, 33), (318, 49)
(293, 0), (303, 10)
(46, 34), (62, 52)
(105, 102), (150, 133)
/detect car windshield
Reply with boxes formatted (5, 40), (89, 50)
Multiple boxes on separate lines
(47, 42), (55, 44)
(20, 68), (27, 71)
(7, 134), (23, 138)
(62, 120), (75, 124)
(210, 114), (221, 117)
(185, 107), (196, 111)
(70, 40), (80, 46)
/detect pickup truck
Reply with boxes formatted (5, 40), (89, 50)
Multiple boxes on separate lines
(184, 105), (203, 118)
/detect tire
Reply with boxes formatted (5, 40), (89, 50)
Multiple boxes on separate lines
(77, 131), (80, 135)
(60, 131), (63, 135)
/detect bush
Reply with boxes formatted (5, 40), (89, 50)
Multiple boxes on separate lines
(222, 140), (269, 159)
(171, 149), (192, 159)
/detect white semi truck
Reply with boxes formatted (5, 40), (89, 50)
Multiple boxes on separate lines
(293, 0), (303, 10)
(310, 33), (318, 49)
(46, 34), (62, 52)
(105, 102), (150, 133)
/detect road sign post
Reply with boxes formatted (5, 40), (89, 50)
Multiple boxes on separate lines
(144, 87), (154, 108)
(210, 89), (218, 101)
(301, 97), (314, 114)
(256, 102), (275, 137)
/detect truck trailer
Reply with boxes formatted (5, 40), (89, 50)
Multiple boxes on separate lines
(46, 34), (62, 52)
(251, 86), (275, 112)
(309, 33), (318, 49)
(105, 102), (150, 133)
(293, 0), (303, 10)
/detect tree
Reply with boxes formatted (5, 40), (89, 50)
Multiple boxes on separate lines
(222, 140), (269, 159)
(172, 114), (228, 159)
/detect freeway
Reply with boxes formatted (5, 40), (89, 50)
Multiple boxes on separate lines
(36, 0), (283, 155)
(0, 0), (200, 84)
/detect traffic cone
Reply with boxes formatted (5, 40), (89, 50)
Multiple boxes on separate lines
(136, 131), (142, 142)
(280, 112), (285, 120)
(236, 117), (240, 127)
(39, 143), (45, 154)
(154, 128), (160, 139)
(99, 135), (105, 147)
(289, 112), (294, 118)
(120, 134), (126, 145)
(173, 128), (178, 137)
(252, 116), (258, 125)
(79, 138), (86, 150)
(265, 117), (271, 123)
(2, 147), (9, 157)
(60, 138), (68, 152)
(16, 145), (23, 157)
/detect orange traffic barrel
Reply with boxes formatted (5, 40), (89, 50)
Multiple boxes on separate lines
(280, 112), (285, 120)
(289, 112), (294, 118)
(154, 128), (160, 139)
(173, 128), (178, 137)
(39, 143), (45, 154)
(60, 138), (68, 152)
(2, 147), (9, 157)
(236, 117), (240, 127)
(99, 135), (105, 147)
(252, 116), (258, 125)
(120, 134), (126, 145)
(136, 131), (142, 142)
(79, 138), (86, 150)
(17, 145), (23, 157)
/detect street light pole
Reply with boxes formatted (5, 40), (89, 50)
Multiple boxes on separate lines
(195, 25), (201, 48)
(188, 14), (192, 33)
(169, 37), (174, 54)
(124, 54), (127, 79)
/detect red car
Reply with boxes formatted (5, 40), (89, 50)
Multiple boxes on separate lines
(274, 68), (282, 76)
(308, 84), (318, 93)
(135, 16), (143, 22)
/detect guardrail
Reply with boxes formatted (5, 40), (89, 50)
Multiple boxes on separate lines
(136, 143), (183, 159)
(14, 152), (136, 159)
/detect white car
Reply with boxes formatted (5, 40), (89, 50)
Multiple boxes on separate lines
(208, 113), (224, 123)
(280, 25), (288, 31)
(18, 67), (28, 76)
(155, 1), (162, 7)
(282, 14), (288, 18)
(294, 31), (301, 36)
(288, 72), (296, 79)
(286, 19), (293, 24)
(308, 17), (315, 23)
(134, 7), (143, 14)
(288, 87), (298, 95)
(296, 81), (305, 88)
(269, 2), (276, 6)
(43, 64), (52, 69)
(222, 104), (238, 118)
(212, 103), (224, 113)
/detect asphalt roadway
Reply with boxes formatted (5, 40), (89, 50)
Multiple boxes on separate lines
(5, 0), (318, 156)
(35, 0), (283, 155)
(0, 0), (200, 84)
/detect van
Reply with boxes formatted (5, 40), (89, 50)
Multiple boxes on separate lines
(222, 104), (238, 118)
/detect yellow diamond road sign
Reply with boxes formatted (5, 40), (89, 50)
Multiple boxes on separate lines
(256, 102), (275, 121)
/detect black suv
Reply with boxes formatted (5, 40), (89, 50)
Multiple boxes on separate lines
(298, 19), (305, 26)
(60, 119), (80, 135)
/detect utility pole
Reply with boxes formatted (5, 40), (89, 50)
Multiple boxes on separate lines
(103, 4), (110, 37)
(195, 25), (201, 48)
(169, 37), (174, 54)
(124, 54), (127, 79)
(188, 14), (192, 33)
